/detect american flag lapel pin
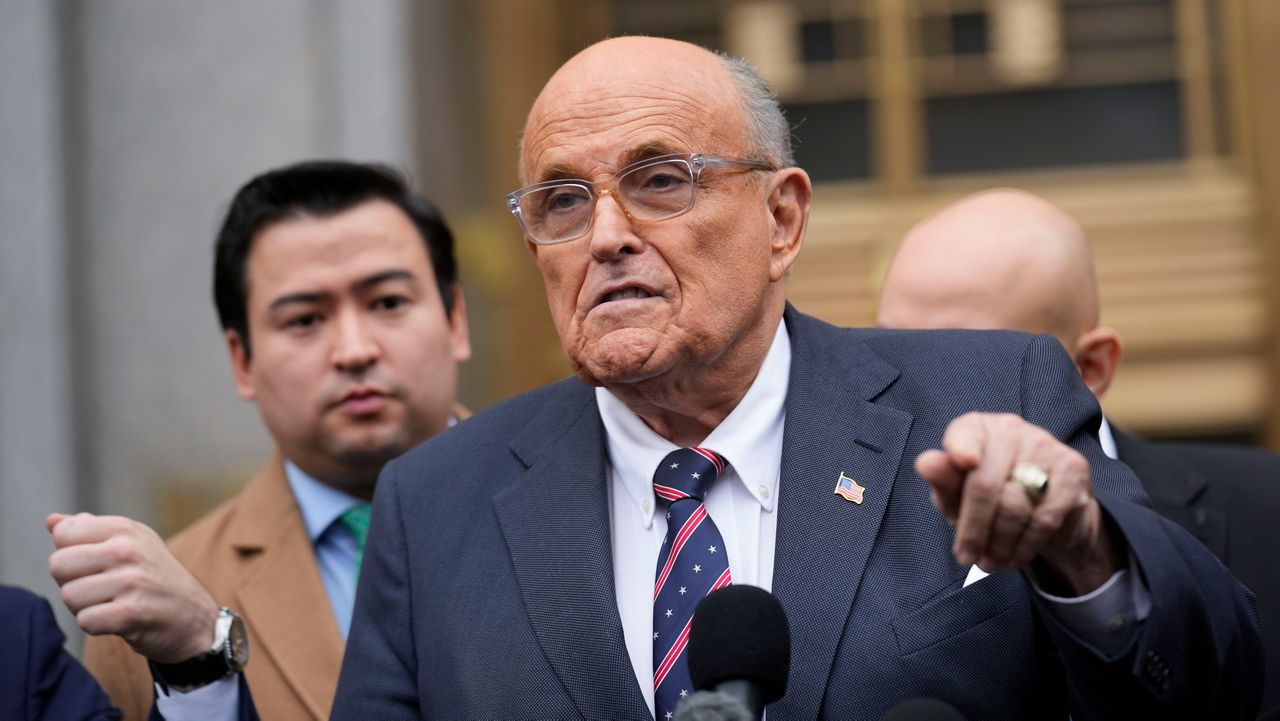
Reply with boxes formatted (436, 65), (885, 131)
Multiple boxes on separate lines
(834, 471), (865, 504)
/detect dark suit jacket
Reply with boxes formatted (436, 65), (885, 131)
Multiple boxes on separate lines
(1, 585), (120, 721)
(0, 586), (259, 721)
(333, 308), (1263, 720)
(1114, 429), (1280, 719)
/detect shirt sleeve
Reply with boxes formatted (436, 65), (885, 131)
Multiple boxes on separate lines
(153, 675), (240, 721)
(1029, 551), (1153, 658)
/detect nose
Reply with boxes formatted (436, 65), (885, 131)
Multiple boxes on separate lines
(330, 307), (380, 373)
(587, 190), (644, 261)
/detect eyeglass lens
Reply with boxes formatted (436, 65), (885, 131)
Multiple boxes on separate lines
(519, 158), (696, 243)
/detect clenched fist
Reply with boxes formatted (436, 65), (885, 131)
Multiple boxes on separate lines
(916, 412), (1125, 595)
(47, 512), (219, 663)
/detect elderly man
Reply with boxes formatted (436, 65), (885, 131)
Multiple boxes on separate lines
(48, 161), (471, 720)
(878, 187), (1280, 718)
(332, 37), (1261, 720)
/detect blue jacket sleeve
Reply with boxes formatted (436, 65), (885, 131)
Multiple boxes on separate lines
(1018, 334), (1265, 720)
(1, 585), (121, 721)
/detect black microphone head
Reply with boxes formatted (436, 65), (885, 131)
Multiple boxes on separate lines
(687, 585), (790, 703)
(880, 698), (968, 721)
(672, 691), (754, 721)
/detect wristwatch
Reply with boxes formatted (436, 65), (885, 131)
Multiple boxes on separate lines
(149, 606), (249, 693)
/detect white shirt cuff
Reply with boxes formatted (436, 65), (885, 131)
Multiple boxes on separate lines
(1029, 551), (1153, 658)
(153, 675), (240, 721)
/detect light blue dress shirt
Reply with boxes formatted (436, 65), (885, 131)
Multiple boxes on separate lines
(284, 461), (366, 641)
(158, 460), (379, 719)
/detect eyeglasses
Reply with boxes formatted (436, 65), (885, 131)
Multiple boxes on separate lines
(506, 152), (776, 245)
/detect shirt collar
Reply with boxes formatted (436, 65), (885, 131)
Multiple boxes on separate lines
(283, 460), (368, 544)
(596, 318), (791, 527)
(1098, 416), (1118, 460)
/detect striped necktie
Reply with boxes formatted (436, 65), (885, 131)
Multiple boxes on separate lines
(652, 447), (731, 720)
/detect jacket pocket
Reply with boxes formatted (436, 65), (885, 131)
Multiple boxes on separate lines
(892, 570), (1026, 657)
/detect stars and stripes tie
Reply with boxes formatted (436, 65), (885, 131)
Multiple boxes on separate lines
(652, 447), (731, 721)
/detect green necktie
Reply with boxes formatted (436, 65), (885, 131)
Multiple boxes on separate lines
(338, 503), (372, 579)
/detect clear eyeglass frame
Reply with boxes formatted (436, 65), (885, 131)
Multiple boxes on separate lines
(505, 152), (776, 245)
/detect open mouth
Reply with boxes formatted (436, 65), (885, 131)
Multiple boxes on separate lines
(596, 285), (657, 307)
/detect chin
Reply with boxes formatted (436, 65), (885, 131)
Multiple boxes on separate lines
(327, 429), (415, 467)
(572, 343), (673, 388)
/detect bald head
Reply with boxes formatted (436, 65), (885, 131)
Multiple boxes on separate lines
(878, 189), (1122, 399)
(878, 189), (1099, 347)
(519, 36), (791, 183)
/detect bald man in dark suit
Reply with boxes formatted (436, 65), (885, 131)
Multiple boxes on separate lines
(879, 187), (1280, 718)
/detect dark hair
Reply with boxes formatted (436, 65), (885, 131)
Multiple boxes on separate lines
(213, 160), (458, 355)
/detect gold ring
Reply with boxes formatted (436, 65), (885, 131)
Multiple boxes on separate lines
(1009, 463), (1049, 501)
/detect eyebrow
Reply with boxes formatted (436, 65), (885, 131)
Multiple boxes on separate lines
(533, 143), (684, 184)
(354, 269), (418, 292)
(266, 269), (419, 312)
(617, 143), (681, 169)
(268, 290), (329, 312)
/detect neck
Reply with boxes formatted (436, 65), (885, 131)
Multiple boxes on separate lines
(289, 457), (380, 501)
(604, 307), (782, 447)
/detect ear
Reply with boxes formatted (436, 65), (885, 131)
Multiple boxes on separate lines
(1071, 326), (1123, 399)
(765, 167), (812, 283)
(446, 285), (472, 363)
(225, 329), (257, 400)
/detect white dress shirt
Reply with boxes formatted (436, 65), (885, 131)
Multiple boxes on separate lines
(598, 318), (1148, 715)
(600, 318), (790, 717)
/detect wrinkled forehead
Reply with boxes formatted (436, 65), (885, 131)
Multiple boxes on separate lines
(519, 44), (748, 184)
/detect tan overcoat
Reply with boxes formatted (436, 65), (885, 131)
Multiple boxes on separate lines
(84, 457), (345, 720)
(84, 404), (471, 719)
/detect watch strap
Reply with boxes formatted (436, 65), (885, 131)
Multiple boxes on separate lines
(148, 650), (233, 694)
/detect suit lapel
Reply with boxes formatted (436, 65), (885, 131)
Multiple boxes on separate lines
(228, 463), (345, 720)
(1113, 429), (1224, 557)
(1114, 429), (1209, 507)
(770, 310), (912, 720)
(494, 381), (650, 720)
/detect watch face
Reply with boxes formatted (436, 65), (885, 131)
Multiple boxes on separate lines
(227, 614), (249, 670)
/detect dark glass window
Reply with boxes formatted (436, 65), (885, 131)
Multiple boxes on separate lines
(926, 81), (1182, 174)
(950, 13), (987, 55)
(784, 100), (872, 181)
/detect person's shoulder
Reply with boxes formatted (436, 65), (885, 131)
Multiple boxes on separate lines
(167, 491), (243, 556)
(0, 586), (64, 652)
(788, 307), (1040, 358)
(855, 325), (1040, 358)
(1153, 438), (1280, 476)
(404, 377), (588, 456)
(0, 584), (46, 618)
(166, 460), (282, 560)
(383, 377), (592, 489)
(791, 315), (1044, 382)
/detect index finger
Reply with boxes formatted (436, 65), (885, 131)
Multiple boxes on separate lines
(950, 421), (1019, 566)
(45, 512), (70, 534)
(939, 412), (989, 472)
(48, 513), (126, 549)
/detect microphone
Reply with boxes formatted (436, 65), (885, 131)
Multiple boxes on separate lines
(880, 699), (968, 720)
(672, 690), (753, 721)
(684, 585), (790, 721)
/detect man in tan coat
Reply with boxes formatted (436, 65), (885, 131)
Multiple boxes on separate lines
(47, 161), (471, 720)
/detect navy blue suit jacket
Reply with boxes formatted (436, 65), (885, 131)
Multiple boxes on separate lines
(1, 585), (120, 721)
(0, 585), (260, 721)
(1114, 430), (1280, 719)
(333, 308), (1263, 720)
